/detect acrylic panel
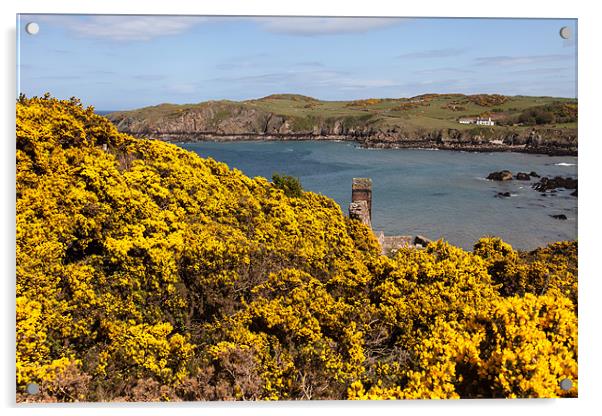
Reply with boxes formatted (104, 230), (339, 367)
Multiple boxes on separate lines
(16, 14), (578, 402)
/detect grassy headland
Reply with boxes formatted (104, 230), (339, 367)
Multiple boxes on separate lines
(108, 93), (577, 155)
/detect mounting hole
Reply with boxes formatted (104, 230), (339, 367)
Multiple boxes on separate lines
(25, 22), (40, 35)
(560, 378), (573, 391)
(26, 383), (39, 395)
(559, 26), (571, 40)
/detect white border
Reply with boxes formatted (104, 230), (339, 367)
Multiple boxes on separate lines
(2, 1), (600, 415)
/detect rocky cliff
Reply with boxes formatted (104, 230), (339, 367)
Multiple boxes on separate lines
(107, 95), (577, 156)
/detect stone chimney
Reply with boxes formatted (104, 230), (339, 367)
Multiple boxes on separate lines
(349, 200), (371, 228)
(349, 178), (372, 228)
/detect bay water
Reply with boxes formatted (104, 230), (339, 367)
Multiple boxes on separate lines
(178, 141), (577, 251)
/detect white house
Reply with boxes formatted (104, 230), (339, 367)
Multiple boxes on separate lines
(458, 116), (495, 126)
(476, 117), (495, 126)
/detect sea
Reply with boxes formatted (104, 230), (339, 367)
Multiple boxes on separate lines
(177, 140), (577, 251)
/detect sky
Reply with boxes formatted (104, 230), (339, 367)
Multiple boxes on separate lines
(17, 15), (577, 110)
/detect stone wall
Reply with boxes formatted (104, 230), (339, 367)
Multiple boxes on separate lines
(348, 178), (431, 255)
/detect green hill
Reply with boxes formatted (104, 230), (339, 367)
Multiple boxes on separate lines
(111, 93), (577, 130)
(107, 93), (577, 155)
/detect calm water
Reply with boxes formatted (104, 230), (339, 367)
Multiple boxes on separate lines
(178, 141), (577, 251)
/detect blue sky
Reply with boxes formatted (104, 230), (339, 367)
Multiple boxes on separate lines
(17, 15), (577, 110)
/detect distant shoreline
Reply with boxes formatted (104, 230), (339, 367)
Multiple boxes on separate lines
(105, 93), (577, 157)
(141, 133), (577, 156)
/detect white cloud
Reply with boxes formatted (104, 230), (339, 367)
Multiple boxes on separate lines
(296, 61), (325, 67)
(32, 15), (403, 41)
(337, 78), (398, 89)
(37, 15), (205, 41)
(216, 53), (271, 70)
(413, 67), (475, 75)
(474, 54), (573, 66)
(508, 67), (572, 75)
(398, 48), (465, 59)
(211, 69), (397, 91)
(166, 83), (198, 94)
(132, 74), (166, 81)
(256, 17), (404, 36)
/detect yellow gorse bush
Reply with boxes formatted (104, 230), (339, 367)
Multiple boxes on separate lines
(16, 95), (577, 401)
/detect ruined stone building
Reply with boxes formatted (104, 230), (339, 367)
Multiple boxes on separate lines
(348, 178), (430, 255)
(349, 178), (372, 229)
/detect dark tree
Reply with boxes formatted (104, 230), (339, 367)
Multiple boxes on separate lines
(272, 173), (303, 198)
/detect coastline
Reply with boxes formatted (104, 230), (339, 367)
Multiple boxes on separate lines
(176, 139), (577, 251)
(105, 93), (577, 158)
(131, 132), (578, 156)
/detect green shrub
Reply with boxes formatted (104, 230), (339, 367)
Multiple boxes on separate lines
(272, 173), (304, 198)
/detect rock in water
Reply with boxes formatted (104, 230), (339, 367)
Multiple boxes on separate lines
(515, 172), (531, 180)
(414, 235), (431, 246)
(487, 170), (513, 181)
(550, 214), (568, 220)
(529, 171), (540, 178)
(496, 192), (511, 198)
(532, 176), (577, 192)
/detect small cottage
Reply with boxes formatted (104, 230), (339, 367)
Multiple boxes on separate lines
(476, 116), (495, 126)
(458, 116), (495, 126)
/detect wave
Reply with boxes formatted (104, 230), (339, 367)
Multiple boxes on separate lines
(555, 162), (576, 166)
(356, 146), (383, 151)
